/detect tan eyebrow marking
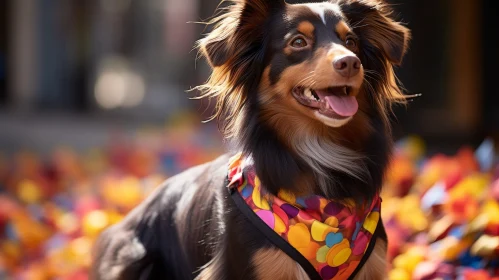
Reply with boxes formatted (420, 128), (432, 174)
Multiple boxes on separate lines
(297, 21), (315, 38)
(335, 21), (351, 40)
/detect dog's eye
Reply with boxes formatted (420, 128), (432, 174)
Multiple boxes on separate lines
(290, 37), (308, 49)
(345, 37), (357, 49)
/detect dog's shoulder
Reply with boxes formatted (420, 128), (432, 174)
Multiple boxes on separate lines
(91, 153), (233, 280)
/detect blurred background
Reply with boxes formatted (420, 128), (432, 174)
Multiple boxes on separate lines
(0, 0), (498, 279)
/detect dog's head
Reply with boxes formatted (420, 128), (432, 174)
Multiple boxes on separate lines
(197, 0), (410, 198)
(198, 0), (409, 135)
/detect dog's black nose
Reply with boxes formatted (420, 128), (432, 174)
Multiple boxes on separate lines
(333, 56), (361, 78)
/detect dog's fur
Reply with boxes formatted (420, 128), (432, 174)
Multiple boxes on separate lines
(91, 1), (410, 279)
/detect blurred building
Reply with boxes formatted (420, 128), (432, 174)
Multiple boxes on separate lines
(0, 0), (497, 153)
(1, 0), (221, 117)
(390, 0), (499, 153)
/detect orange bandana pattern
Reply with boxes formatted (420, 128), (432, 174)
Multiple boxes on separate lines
(228, 154), (381, 280)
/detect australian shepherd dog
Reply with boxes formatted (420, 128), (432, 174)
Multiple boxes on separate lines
(92, 0), (411, 279)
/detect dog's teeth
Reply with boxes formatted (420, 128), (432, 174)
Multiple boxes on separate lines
(312, 90), (320, 101)
(342, 87), (348, 95)
(304, 88), (314, 99)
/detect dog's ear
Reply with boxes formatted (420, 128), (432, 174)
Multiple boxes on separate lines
(340, 0), (410, 65)
(197, 0), (287, 138)
(199, 0), (286, 67)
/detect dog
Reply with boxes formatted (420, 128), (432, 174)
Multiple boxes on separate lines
(91, 0), (410, 279)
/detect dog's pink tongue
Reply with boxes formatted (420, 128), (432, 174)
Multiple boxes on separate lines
(323, 95), (358, 117)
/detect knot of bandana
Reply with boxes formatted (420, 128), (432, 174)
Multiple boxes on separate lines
(227, 153), (382, 280)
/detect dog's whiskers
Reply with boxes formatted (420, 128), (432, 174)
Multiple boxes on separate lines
(364, 70), (383, 79)
(296, 71), (316, 88)
(363, 77), (377, 95)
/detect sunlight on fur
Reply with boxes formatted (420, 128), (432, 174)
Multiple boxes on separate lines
(354, 239), (387, 280)
(252, 249), (310, 280)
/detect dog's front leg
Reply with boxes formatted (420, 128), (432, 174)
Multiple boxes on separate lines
(250, 248), (311, 280)
(353, 238), (388, 280)
(196, 247), (310, 280)
(90, 224), (154, 280)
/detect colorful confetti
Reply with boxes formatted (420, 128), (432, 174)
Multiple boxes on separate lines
(0, 123), (498, 279)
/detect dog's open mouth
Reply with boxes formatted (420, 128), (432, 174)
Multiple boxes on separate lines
(292, 86), (358, 119)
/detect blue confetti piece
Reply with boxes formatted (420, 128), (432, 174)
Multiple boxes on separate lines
(448, 225), (465, 239)
(43, 234), (69, 252)
(421, 182), (447, 210)
(5, 223), (18, 242)
(475, 138), (495, 172)
(470, 260), (485, 270)
(53, 194), (74, 211)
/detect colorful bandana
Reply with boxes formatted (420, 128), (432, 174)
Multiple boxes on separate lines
(227, 154), (382, 280)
